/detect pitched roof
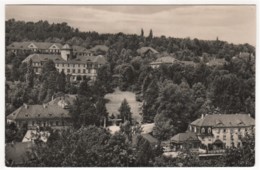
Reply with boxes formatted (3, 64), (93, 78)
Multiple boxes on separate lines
(72, 45), (87, 52)
(137, 47), (159, 55)
(7, 42), (32, 50)
(22, 53), (107, 65)
(7, 104), (70, 120)
(22, 54), (63, 63)
(48, 94), (77, 107)
(7, 42), (63, 50)
(62, 44), (72, 50)
(170, 132), (199, 143)
(190, 114), (255, 127)
(141, 134), (159, 144)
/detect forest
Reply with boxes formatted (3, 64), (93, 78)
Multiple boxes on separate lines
(5, 19), (255, 167)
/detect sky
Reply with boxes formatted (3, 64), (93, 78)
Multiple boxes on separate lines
(5, 5), (256, 46)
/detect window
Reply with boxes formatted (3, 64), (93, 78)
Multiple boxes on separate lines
(62, 64), (64, 67)
(217, 128), (220, 134)
(223, 129), (226, 133)
(78, 69), (81, 73)
(72, 69), (75, 73)
(231, 134), (234, 141)
(201, 127), (205, 133)
(78, 64), (80, 67)
(83, 69), (86, 73)
(50, 121), (53, 126)
(67, 64), (70, 67)
(35, 68), (38, 72)
(56, 121), (59, 126)
(238, 135), (242, 140)
(32, 121), (35, 126)
(230, 128), (234, 134)
(223, 135), (226, 140)
(73, 64), (75, 67)
(88, 69), (91, 73)
(194, 127), (197, 133)
(67, 69), (70, 73)
(56, 64), (59, 67)
(216, 135), (219, 139)
(62, 69), (64, 72)
(208, 127), (212, 133)
(238, 128), (241, 132)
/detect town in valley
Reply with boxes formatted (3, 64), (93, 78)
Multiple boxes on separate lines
(5, 5), (255, 167)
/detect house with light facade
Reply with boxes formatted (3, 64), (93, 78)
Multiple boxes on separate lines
(6, 95), (76, 130)
(188, 113), (255, 149)
(22, 44), (107, 81)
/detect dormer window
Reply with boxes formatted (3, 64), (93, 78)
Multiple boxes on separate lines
(208, 127), (211, 133)
(201, 127), (205, 133)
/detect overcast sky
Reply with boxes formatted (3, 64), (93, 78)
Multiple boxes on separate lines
(5, 5), (256, 46)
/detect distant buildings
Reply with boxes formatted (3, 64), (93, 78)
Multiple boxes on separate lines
(6, 41), (109, 56)
(22, 44), (107, 81)
(6, 95), (76, 130)
(137, 47), (159, 57)
(189, 114), (255, 148)
(7, 42), (63, 54)
(150, 56), (176, 69)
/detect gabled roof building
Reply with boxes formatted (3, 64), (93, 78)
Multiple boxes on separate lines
(189, 113), (255, 148)
(22, 44), (107, 81)
(6, 95), (76, 130)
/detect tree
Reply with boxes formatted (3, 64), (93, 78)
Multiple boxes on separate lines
(25, 59), (34, 88)
(153, 113), (175, 140)
(148, 29), (153, 40)
(56, 70), (66, 93)
(142, 80), (159, 123)
(95, 98), (109, 126)
(118, 99), (132, 123)
(140, 28), (144, 37)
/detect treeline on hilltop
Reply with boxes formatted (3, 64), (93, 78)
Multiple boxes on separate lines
(6, 19), (255, 59)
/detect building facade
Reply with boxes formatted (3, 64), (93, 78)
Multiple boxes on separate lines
(188, 114), (255, 148)
(6, 96), (75, 130)
(22, 44), (107, 81)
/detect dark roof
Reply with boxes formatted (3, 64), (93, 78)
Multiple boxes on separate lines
(62, 44), (72, 50)
(7, 104), (70, 120)
(22, 53), (107, 65)
(141, 134), (159, 144)
(137, 47), (159, 55)
(48, 94), (77, 106)
(170, 132), (199, 143)
(190, 114), (255, 127)
(5, 142), (32, 165)
(7, 42), (31, 50)
(7, 42), (63, 50)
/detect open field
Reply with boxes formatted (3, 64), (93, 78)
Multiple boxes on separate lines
(104, 88), (142, 123)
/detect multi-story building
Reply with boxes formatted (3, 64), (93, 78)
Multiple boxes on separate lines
(22, 44), (107, 81)
(6, 42), (63, 54)
(6, 95), (76, 130)
(188, 114), (255, 148)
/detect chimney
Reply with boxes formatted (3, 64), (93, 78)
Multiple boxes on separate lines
(201, 114), (204, 119)
(43, 103), (47, 108)
(23, 103), (28, 109)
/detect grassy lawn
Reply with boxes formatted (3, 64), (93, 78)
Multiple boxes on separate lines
(104, 88), (142, 123)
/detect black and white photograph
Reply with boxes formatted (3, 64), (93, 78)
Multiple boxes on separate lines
(3, 2), (257, 168)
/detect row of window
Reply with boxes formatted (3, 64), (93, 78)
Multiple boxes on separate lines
(31, 120), (65, 126)
(58, 68), (92, 74)
(56, 63), (101, 68)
